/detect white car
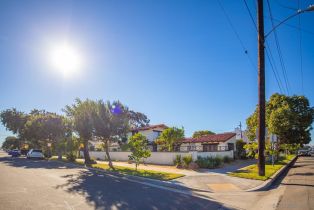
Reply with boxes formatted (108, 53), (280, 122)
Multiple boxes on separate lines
(27, 149), (44, 159)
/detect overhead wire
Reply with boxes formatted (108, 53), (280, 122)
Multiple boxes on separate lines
(243, 0), (285, 94)
(216, 0), (256, 72)
(266, 0), (291, 95)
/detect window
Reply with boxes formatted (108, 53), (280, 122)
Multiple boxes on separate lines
(203, 144), (218, 152)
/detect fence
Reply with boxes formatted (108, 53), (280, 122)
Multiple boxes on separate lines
(81, 150), (234, 166)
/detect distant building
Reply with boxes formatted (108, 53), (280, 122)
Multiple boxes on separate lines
(127, 124), (168, 151)
(179, 132), (237, 152)
(234, 127), (250, 143)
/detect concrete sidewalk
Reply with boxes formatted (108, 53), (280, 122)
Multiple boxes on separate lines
(92, 158), (263, 192)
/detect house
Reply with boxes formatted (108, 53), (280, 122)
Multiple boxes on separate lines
(179, 132), (237, 152)
(127, 124), (168, 151)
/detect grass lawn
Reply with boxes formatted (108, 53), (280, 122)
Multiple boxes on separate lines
(228, 155), (296, 181)
(50, 156), (184, 181)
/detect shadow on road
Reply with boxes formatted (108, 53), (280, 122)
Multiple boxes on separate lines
(55, 170), (236, 210)
(0, 156), (80, 170)
(0, 155), (235, 210)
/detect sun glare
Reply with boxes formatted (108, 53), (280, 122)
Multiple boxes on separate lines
(49, 43), (83, 77)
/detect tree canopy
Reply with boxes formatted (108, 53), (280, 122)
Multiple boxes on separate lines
(246, 93), (314, 145)
(1, 136), (20, 150)
(156, 127), (184, 151)
(192, 130), (215, 138)
(128, 133), (151, 170)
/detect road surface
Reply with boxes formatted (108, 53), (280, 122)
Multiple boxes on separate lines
(276, 156), (314, 210)
(0, 151), (229, 210)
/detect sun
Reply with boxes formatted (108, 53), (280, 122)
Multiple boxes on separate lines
(49, 43), (83, 77)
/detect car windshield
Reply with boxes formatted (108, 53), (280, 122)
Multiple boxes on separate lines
(33, 150), (42, 153)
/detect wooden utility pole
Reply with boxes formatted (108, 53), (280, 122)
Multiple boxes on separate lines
(257, 0), (265, 176)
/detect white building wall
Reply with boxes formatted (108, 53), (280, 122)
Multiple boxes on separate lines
(127, 130), (161, 143)
(83, 150), (234, 165)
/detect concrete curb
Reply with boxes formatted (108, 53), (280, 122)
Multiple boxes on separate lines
(246, 156), (298, 192)
(50, 159), (217, 201)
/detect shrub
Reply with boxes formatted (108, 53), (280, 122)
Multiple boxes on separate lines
(173, 155), (182, 167)
(182, 155), (193, 168)
(196, 156), (223, 169)
(66, 152), (76, 162)
(236, 139), (247, 159)
(223, 156), (232, 163)
(121, 144), (130, 151)
(214, 156), (223, 167)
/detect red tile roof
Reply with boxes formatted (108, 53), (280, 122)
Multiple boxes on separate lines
(131, 124), (168, 132)
(180, 132), (236, 144)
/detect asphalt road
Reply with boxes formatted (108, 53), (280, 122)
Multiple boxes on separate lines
(276, 156), (314, 210)
(0, 151), (230, 210)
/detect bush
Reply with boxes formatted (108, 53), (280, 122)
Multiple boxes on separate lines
(182, 155), (193, 168)
(214, 156), (223, 167)
(236, 139), (247, 159)
(223, 156), (232, 163)
(66, 152), (76, 162)
(173, 155), (182, 168)
(196, 156), (223, 169)
(121, 144), (130, 151)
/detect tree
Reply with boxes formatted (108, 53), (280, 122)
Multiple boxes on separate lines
(244, 142), (258, 159)
(128, 133), (151, 171)
(128, 110), (150, 129)
(23, 111), (67, 159)
(235, 139), (246, 159)
(246, 93), (314, 146)
(92, 100), (130, 169)
(1, 136), (20, 150)
(192, 130), (215, 138)
(0, 109), (28, 136)
(64, 98), (95, 164)
(156, 127), (184, 151)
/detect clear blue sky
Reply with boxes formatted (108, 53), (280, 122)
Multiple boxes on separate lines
(1, 0), (314, 144)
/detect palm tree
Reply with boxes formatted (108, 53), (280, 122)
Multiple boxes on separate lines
(63, 98), (95, 164)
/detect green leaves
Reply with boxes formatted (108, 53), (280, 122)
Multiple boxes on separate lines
(192, 130), (215, 138)
(246, 93), (314, 145)
(156, 127), (184, 152)
(128, 133), (151, 170)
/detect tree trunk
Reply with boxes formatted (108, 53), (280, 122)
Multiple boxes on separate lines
(105, 140), (114, 170)
(58, 149), (62, 160)
(83, 139), (92, 164)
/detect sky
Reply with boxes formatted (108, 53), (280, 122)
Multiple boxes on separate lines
(1, 0), (314, 145)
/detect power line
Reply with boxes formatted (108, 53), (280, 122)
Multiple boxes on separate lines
(266, 0), (291, 95)
(267, 16), (314, 36)
(243, 0), (257, 30)
(217, 0), (256, 71)
(242, 0), (285, 94)
(274, 0), (298, 11)
(265, 48), (284, 93)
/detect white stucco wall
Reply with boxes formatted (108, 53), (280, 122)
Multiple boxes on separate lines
(82, 150), (234, 165)
(127, 129), (162, 143)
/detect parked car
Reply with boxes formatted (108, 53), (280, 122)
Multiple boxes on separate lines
(10, 149), (21, 157)
(27, 149), (44, 159)
(298, 148), (311, 156)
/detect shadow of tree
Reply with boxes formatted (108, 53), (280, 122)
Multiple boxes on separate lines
(55, 170), (234, 210)
(0, 155), (234, 210)
(0, 156), (80, 170)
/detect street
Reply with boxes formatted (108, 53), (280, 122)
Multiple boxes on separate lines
(1, 150), (314, 210)
(0, 151), (229, 210)
(276, 156), (314, 210)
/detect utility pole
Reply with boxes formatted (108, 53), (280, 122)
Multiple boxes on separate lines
(257, 0), (265, 176)
(239, 121), (243, 139)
